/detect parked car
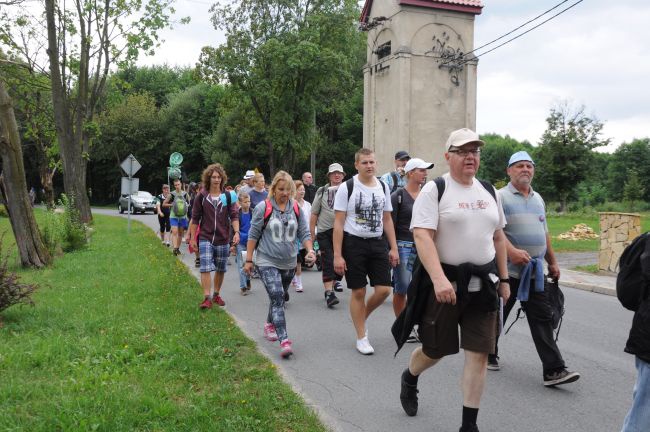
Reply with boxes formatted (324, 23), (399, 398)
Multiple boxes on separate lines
(118, 191), (157, 214)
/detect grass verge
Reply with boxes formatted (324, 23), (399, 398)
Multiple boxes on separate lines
(0, 214), (327, 432)
(572, 264), (600, 274)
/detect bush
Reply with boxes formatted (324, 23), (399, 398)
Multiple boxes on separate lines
(39, 194), (89, 254)
(0, 237), (38, 314)
(0, 205), (8, 218)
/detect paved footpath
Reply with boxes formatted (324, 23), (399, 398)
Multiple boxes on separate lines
(106, 210), (635, 432)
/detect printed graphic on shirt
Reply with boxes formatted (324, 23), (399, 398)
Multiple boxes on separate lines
(267, 214), (298, 243)
(353, 191), (385, 234)
(326, 186), (340, 208)
(456, 198), (492, 211)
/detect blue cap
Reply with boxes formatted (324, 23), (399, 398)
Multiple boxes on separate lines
(508, 151), (535, 167)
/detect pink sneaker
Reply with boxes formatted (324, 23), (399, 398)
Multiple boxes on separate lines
(280, 339), (293, 358)
(264, 323), (278, 341)
(212, 294), (225, 307)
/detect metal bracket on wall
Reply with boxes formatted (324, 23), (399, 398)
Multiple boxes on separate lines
(427, 31), (472, 87)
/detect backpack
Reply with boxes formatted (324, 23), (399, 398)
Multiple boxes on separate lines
(616, 232), (650, 311)
(255, 199), (301, 248)
(171, 192), (188, 217)
(345, 177), (389, 201)
(390, 172), (400, 193)
(196, 190), (234, 226)
(433, 176), (496, 203)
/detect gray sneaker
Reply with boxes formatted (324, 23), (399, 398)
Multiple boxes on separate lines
(326, 291), (339, 308)
(543, 369), (580, 387)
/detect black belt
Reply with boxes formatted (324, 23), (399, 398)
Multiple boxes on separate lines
(344, 233), (384, 241)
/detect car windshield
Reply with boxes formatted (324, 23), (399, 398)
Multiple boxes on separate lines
(133, 191), (153, 200)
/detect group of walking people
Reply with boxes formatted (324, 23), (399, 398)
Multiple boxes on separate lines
(150, 127), (598, 432)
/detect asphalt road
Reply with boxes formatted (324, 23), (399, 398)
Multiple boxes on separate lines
(103, 209), (637, 432)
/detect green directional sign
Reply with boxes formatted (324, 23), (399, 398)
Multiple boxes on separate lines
(169, 152), (183, 167)
(168, 167), (182, 180)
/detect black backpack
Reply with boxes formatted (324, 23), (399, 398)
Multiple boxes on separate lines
(616, 232), (650, 311)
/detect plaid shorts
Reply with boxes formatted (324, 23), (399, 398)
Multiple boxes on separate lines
(199, 240), (229, 273)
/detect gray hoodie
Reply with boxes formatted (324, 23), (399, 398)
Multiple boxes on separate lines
(248, 198), (310, 270)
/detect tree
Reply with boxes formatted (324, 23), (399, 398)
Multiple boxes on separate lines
(42, 0), (182, 222)
(198, 0), (361, 175)
(0, 69), (51, 267)
(533, 103), (610, 212)
(623, 170), (646, 209)
(477, 133), (533, 185)
(607, 138), (650, 202)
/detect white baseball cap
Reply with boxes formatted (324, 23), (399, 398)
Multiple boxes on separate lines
(445, 128), (485, 151)
(243, 170), (255, 179)
(327, 163), (345, 175)
(404, 158), (434, 173)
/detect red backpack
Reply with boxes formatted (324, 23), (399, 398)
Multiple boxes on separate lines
(261, 199), (301, 230)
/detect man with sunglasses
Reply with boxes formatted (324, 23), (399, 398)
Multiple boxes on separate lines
(398, 128), (510, 432)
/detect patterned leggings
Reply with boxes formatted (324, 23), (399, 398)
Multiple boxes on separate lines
(258, 266), (295, 342)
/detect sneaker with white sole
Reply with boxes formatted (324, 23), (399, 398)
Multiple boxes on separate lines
(264, 323), (278, 342)
(333, 281), (343, 292)
(543, 368), (580, 387)
(356, 336), (374, 355)
(487, 354), (500, 371)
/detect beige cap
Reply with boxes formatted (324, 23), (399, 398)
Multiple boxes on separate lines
(445, 128), (485, 151)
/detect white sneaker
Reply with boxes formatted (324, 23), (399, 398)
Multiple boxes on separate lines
(356, 337), (374, 355)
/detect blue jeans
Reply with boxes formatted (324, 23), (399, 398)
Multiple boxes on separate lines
(393, 241), (416, 295)
(235, 243), (250, 289)
(622, 357), (650, 432)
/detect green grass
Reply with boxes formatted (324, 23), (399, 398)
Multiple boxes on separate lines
(572, 264), (600, 273)
(0, 214), (327, 432)
(547, 212), (650, 252)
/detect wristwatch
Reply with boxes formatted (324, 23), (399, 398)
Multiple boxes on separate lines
(499, 278), (510, 284)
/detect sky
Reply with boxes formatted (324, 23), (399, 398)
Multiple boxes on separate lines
(139, 0), (650, 151)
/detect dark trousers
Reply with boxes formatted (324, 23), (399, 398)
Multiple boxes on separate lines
(495, 276), (565, 373)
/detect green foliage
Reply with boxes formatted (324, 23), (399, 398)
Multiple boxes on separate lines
(0, 215), (327, 431)
(0, 237), (37, 314)
(623, 169), (646, 207)
(607, 138), (650, 201)
(0, 205), (7, 218)
(576, 182), (608, 207)
(39, 194), (88, 254)
(478, 133), (533, 184)
(533, 102), (610, 211)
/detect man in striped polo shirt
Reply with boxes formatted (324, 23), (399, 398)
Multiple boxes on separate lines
(489, 150), (580, 387)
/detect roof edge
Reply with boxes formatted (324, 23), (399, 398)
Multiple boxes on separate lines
(361, 0), (483, 23)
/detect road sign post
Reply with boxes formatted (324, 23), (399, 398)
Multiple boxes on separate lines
(120, 154), (142, 233)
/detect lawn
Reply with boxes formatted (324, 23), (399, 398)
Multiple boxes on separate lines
(547, 212), (650, 252)
(0, 213), (327, 432)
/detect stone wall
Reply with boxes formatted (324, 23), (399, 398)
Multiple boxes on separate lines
(599, 212), (641, 272)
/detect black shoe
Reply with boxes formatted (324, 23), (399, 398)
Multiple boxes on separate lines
(333, 281), (343, 292)
(487, 354), (500, 371)
(400, 369), (418, 416)
(246, 280), (251, 291)
(406, 329), (419, 343)
(173, 248), (180, 256)
(326, 291), (339, 308)
(543, 368), (580, 387)
(194, 257), (200, 268)
(459, 424), (479, 432)
(284, 290), (290, 302)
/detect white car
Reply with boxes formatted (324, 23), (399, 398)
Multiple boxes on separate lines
(118, 191), (157, 214)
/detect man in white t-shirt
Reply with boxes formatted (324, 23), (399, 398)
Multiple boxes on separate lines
(333, 148), (399, 355)
(398, 128), (510, 432)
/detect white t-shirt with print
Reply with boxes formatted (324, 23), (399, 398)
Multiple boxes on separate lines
(410, 173), (506, 266)
(333, 175), (393, 238)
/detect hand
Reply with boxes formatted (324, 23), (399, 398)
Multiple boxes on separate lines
(548, 263), (560, 281)
(509, 248), (531, 265)
(388, 248), (399, 268)
(190, 239), (198, 252)
(232, 232), (240, 246)
(334, 255), (347, 276)
(305, 250), (316, 266)
(432, 276), (456, 305)
(158, 212), (163, 217)
(498, 281), (511, 302)
(243, 262), (253, 276)
(229, 245), (236, 255)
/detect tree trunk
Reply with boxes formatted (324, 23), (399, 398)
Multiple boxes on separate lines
(0, 78), (52, 268)
(45, 0), (92, 224)
(39, 168), (55, 209)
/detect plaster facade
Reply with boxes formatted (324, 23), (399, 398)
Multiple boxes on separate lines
(362, 0), (481, 176)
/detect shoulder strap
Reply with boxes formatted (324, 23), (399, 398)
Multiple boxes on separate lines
(262, 199), (273, 228)
(346, 178), (355, 201)
(434, 177), (446, 202)
(478, 179), (497, 202)
(391, 172), (399, 192)
(315, 185), (326, 203)
(292, 200), (300, 220)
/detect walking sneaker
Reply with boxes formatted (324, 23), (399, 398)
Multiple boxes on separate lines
(295, 280), (303, 292)
(199, 297), (212, 310)
(194, 257), (200, 268)
(165, 242), (170, 247)
(356, 336), (374, 355)
(487, 354), (500, 371)
(173, 248), (180, 256)
(333, 281), (343, 292)
(280, 339), (293, 358)
(543, 368), (580, 387)
(284, 290), (290, 302)
(240, 287), (248, 296)
(459, 424), (480, 432)
(326, 291), (339, 308)
(212, 294), (225, 307)
(406, 328), (420, 343)
(290, 276), (298, 287)
(264, 323), (278, 341)
(246, 280), (251, 291)
(400, 369), (419, 416)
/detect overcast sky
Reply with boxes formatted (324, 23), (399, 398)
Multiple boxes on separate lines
(139, 0), (650, 151)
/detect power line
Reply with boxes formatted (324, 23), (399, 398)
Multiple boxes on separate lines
(470, 0), (573, 55)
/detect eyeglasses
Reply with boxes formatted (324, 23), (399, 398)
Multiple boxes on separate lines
(448, 148), (481, 157)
